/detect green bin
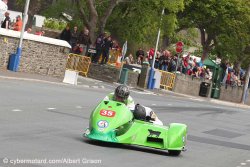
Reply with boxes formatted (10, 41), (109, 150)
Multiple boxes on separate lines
(211, 86), (220, 99)
(120, 68), (129, 84)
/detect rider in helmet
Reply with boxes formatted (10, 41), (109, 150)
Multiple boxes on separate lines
(104, 85), (163, 125)
(104, 84), (135, 110)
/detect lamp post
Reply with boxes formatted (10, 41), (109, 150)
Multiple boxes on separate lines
(14, 0), (30, 72)
(147, 8), (164, 89)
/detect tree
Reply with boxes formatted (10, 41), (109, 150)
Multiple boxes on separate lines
(106, 0), (188, 51)
(178, 0), (250, 61)
(75, 0), (131, 45)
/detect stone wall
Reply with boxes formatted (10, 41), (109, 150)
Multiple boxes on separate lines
(88, 64), (120, 83)
(87, 64), (139, 87)
(174, 74), (212, 97)
(127, 71), (139, 87)
(219, 86), (250, 105)
(0, 31), (70, 78)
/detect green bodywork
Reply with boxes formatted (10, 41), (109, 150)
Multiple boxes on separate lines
(84, 100), (187, 153)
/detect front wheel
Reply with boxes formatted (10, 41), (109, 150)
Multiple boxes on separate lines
(168, 150), (181, 156)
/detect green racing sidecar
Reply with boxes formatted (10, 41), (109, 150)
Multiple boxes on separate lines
(83, 100), (187, 156)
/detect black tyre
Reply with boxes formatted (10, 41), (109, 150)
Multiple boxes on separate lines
(168, 150), (181, 156)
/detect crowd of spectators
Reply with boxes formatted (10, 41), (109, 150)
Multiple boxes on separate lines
(124, 47), (249, 88)
(126, 48), (213, 81)
(220, 61), (247, 88)
(59, 25), (116, 65)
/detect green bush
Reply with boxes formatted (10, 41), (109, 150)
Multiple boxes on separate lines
(44, 18), (67, 30)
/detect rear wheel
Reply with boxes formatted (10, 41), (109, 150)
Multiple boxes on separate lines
(168, 150), (181, 156)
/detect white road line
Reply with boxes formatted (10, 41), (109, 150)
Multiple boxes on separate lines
(12, 109), (22, 112)
(47, 108), (56, 110)
(76, 106), (82, 109)
(130, 90), (154, 95)
(152, 104), (156, 106)
(189, 98), (204, 102)
(240, 163), (246, 165)
(246, 160), (250, 162)
(167, 104), (172, 106)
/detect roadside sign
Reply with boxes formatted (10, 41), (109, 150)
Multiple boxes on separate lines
(122, 41), (127, 58)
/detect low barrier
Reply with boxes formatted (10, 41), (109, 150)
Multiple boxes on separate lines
(108, 49), (121, 65)
(66, 54), (91, 77)
(160, 71), (175, 90)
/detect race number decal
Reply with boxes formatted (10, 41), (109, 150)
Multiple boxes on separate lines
(100, 110), (116, 117)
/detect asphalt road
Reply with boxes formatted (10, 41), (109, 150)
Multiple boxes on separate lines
(0, 78), (250, 167)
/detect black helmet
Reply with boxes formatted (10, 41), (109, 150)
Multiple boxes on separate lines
(133, 104), (146, 120)
(114, 85), (130, 101)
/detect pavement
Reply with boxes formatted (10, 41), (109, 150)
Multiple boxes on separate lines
(1, 69), (250, 109)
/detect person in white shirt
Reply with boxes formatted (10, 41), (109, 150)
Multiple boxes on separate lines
(0, 0), (8, 24)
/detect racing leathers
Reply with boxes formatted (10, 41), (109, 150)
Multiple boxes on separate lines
(104, 93), (163, 125)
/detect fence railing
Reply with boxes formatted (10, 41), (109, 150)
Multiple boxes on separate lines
(159, 71), (176, 90)
(66, 54), (91, 77)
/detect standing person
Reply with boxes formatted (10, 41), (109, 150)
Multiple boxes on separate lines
(93, 33), (104, 63)
(78, 27), (91, 56)
(101, 35), (113, 64)
(135, 48), (145, 65)
(1, 11), (10, 29)
(60, 25), (71, 43)
(70, 26), (78, 50)
(0, 0), (8, 24)
(12, 15), (22, 31)
(124, 53), (134, 65)
(148, 48), (155, 67)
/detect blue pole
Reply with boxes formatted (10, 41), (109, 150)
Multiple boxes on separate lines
(12, 0), (30, 72)
(147, 9), (164, 89)
(14, 47), (22, 72)
(147, 68), (155, 89)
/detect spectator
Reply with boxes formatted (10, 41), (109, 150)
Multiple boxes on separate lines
(148, 48), (155, 67)
(78, 27), (91, 56)
(0, 0), (8, 24)
(159, 50), (169, 71)
(135, 47), (145, 65)
(1, 11), (10, 29)
(72, 42), (83, 55)
(124, 54), (134, 65)
(205, 68), (213, 80)
(142, 57), (150, 66)
(70, 26), (78, 50)
(154, 52), (160, 69)
(169, 55), (177, 72)
(24, 27), (32, 33)
(93, 33), (104, 63)
(101, 35), (113, 64)
(35, 30), (45, 36)
(60, 25), (71, 43)
(12, 15), (22, 31)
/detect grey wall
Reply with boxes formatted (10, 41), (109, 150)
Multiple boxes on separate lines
(219, 86), (250, 105)
(174, 74), (212, 97)
(87, 64), (139, 87)
(0, 35), (70, 78)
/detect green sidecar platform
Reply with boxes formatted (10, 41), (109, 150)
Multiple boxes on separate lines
(84, 100), (187, 156)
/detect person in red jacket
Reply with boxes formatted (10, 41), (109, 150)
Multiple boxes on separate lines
(148, 48), (155, 67)
(12, 15), (22, 31)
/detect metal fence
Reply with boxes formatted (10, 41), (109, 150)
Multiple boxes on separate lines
(66, 54), (91, 77)
(160, 71), (176, 90)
